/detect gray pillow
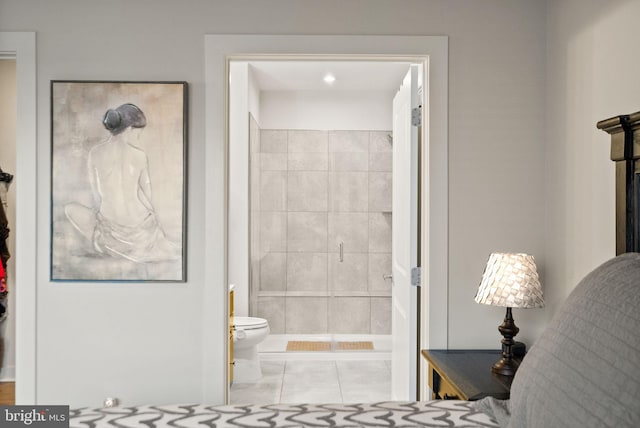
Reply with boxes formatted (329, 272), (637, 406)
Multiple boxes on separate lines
(498, 253), (640, 428)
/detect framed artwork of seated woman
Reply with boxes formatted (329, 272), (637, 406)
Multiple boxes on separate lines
(51, 81), (187, 282)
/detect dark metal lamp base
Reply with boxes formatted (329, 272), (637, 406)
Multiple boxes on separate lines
(493, 307), (521, 377)
(491, 357), (520, 377)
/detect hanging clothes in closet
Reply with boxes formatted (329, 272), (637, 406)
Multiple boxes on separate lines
(0, 167), (13, 321)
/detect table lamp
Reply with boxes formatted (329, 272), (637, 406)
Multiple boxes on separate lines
(475, 253), (544, 376)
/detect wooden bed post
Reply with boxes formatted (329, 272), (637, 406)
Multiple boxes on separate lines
(597, 111), (640, 255)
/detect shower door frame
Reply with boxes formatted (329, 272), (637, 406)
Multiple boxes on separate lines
(205, 34), (449, 404)
(242, 85), (405, 345)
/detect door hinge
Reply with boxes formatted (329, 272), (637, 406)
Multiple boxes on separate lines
(411, 267), (421, 287)
(412, 106), (422, 127)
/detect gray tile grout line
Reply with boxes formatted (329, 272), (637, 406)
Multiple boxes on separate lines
(277, 360), (287, 404)
(334, 360), (345, 404)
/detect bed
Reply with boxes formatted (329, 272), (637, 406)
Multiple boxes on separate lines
(69, 401), (499, 427)
(70, 112), (640, 427)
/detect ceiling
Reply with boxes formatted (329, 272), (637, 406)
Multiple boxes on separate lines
(249, 60), (412, 92)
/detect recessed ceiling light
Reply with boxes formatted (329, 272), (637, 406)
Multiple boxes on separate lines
(323, 74), (336, 84)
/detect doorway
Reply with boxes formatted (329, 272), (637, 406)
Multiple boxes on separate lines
(228, 58), (412, 404)
(0, 58), (16, 404)
(204, 34), (449, 404)
(0, 32), (37, 405)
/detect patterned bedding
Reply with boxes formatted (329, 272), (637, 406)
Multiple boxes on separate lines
(70, 401), (499, 427)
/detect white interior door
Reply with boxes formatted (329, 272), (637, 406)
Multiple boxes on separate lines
(391, 65), (420, 401)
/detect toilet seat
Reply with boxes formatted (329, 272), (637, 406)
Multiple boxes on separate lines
(234, 316), (268, 331)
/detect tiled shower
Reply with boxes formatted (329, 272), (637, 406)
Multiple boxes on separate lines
(249, 115), (393, 336)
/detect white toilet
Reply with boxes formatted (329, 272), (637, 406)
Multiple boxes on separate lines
(233, 316), (270, 382)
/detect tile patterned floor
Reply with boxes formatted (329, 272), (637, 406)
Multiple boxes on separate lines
(230, 360), (391, 405)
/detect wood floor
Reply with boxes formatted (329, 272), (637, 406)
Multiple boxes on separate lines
(0, 382), (15, 404)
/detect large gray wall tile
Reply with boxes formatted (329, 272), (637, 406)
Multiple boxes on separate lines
(260, 252), (287, 292)
(329, 297), (370, 334)
(257, 296), (285, 334)
(287, 212), (327, 252)
(371, 297), (391, 334)
(329, 253), (368, 292)
(261, 153), (288, 171)
(328, 212), (368, 253)
(289, 152), (328, 171)
(330, 152), (368, 172)
(260, 171), (287, 211)
(329, 172), (368, 212)
(260, 212), (287, 253)
(329, 130), (369, 152)
(288, 130), (327, 153)
(368, 213), (392, 253)
(287, 252), (327, 292)
(261, 130), (287, 152)
(368, 253), (392, 294)
(285, 297), (328, 333)
(288, 171), (328, 212)
(250, 259), (261, 313)
(368, 172), (392, 212)
(369, 131), (392, 152)
(369, 151), (392, 172)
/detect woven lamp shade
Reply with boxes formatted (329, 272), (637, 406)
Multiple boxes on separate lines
(475, 253), (544, 308)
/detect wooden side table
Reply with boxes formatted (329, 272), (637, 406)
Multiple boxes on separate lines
(421, 350), (517, 401)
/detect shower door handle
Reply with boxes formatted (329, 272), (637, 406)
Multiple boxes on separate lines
(339, 242), (344, 262)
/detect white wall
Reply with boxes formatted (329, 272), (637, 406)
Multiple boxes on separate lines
(229, 62), (262, 317)
(229, 62), (251, 317)
(2, 3), (208, 407)
(0, 0), (548, 406)
(444, 2), (547, 348)
(544, 0), (640, 320)
(248, 66), (261, 126)
(260, 90), (394, 131)
(0, 59), (17, 381)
